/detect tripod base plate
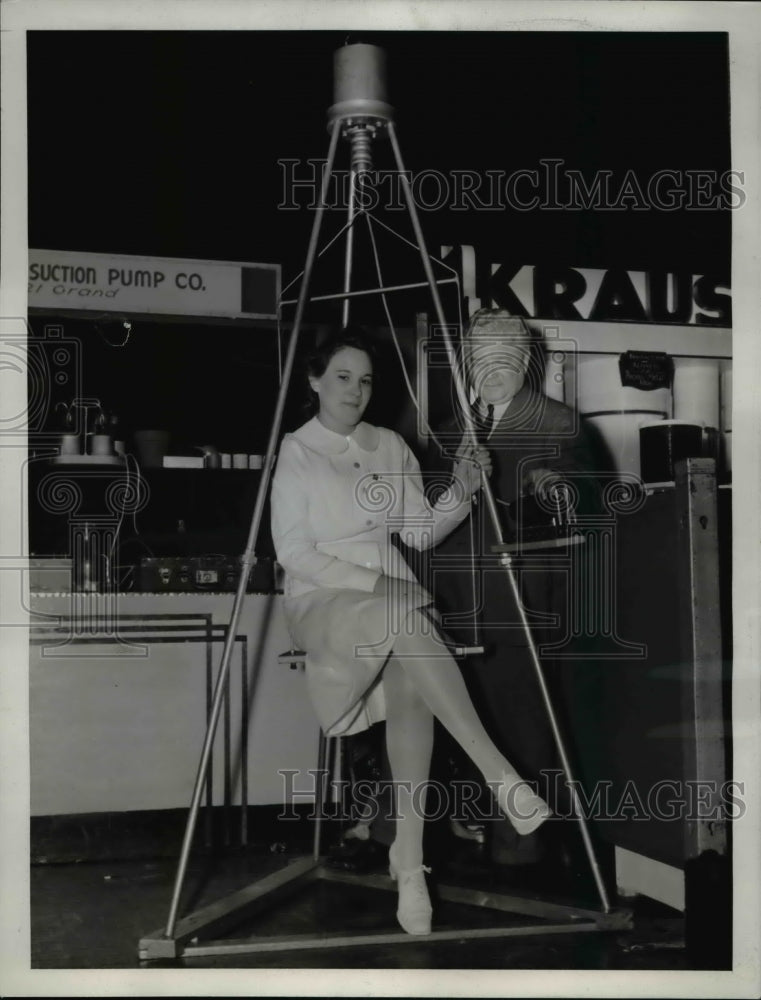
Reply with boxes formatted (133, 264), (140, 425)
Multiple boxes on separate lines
(139, 856), (632, 961)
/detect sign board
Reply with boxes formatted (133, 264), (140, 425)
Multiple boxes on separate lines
(491, 263), (730, 327)
(28, 249), (280, 320)
(443, 246), (731, 327)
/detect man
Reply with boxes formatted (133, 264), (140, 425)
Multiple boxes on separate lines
(428, 308), (596, 870)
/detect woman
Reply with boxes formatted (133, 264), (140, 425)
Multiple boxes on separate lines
(271, 328), (550, 936)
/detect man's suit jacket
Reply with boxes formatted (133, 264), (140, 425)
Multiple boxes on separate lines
(453, 382), (593, 504)
(427, 382), (595, 628)
(422, 385), (597, 776)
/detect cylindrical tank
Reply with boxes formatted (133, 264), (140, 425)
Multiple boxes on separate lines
(639, 419), (704, 484)
(328, 43), (394, 126)
(576, 354), (671, 477)
(672, 356), (720, 427)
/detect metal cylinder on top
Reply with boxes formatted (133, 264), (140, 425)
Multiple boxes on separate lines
(327, 43), (394, 127)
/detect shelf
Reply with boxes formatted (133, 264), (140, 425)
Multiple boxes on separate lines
(50, 455), (125, 467)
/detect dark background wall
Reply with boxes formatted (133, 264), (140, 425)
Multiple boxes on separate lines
(27, 30), (731, 273)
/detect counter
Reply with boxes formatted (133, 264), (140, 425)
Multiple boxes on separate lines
(28, 592), (319, 816)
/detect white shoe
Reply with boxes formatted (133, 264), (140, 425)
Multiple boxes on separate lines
(492, 774), (552, 836)
(388, 842), (432, 935)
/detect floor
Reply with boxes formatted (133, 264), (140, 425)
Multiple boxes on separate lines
(30, 839), (690, 971)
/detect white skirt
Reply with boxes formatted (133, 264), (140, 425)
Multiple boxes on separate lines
(283, 586), (431, 737)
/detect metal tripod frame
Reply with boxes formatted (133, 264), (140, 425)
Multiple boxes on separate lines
(139, 107), (630, 963)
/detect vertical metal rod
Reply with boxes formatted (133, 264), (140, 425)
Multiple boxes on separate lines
(241, 639), (249, 847)
(223, 661), (231, 848)
(337, 736), (346, 834)
(204, 622), (213, 848)
(387, 121), (611, 914)
(312, 732), (328, 861)
(163, 119), (343, 940)
(341, 169), (357, 327)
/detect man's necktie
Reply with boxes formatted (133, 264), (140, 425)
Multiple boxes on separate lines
(470, 398), (495, 443)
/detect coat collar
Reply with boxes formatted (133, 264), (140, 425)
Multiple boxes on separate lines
(292, 415), (380, 455)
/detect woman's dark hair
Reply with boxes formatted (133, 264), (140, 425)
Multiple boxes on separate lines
(303, 325), (378, 417)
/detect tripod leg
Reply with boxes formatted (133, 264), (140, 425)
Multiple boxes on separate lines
(341, 169), (358, 328)
(387, 120), (612, 914)
(162, 119), (343, 941)
(312, 731), (329, 862)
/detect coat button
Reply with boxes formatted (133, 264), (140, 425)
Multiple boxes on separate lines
(353, 462), (360, 468)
